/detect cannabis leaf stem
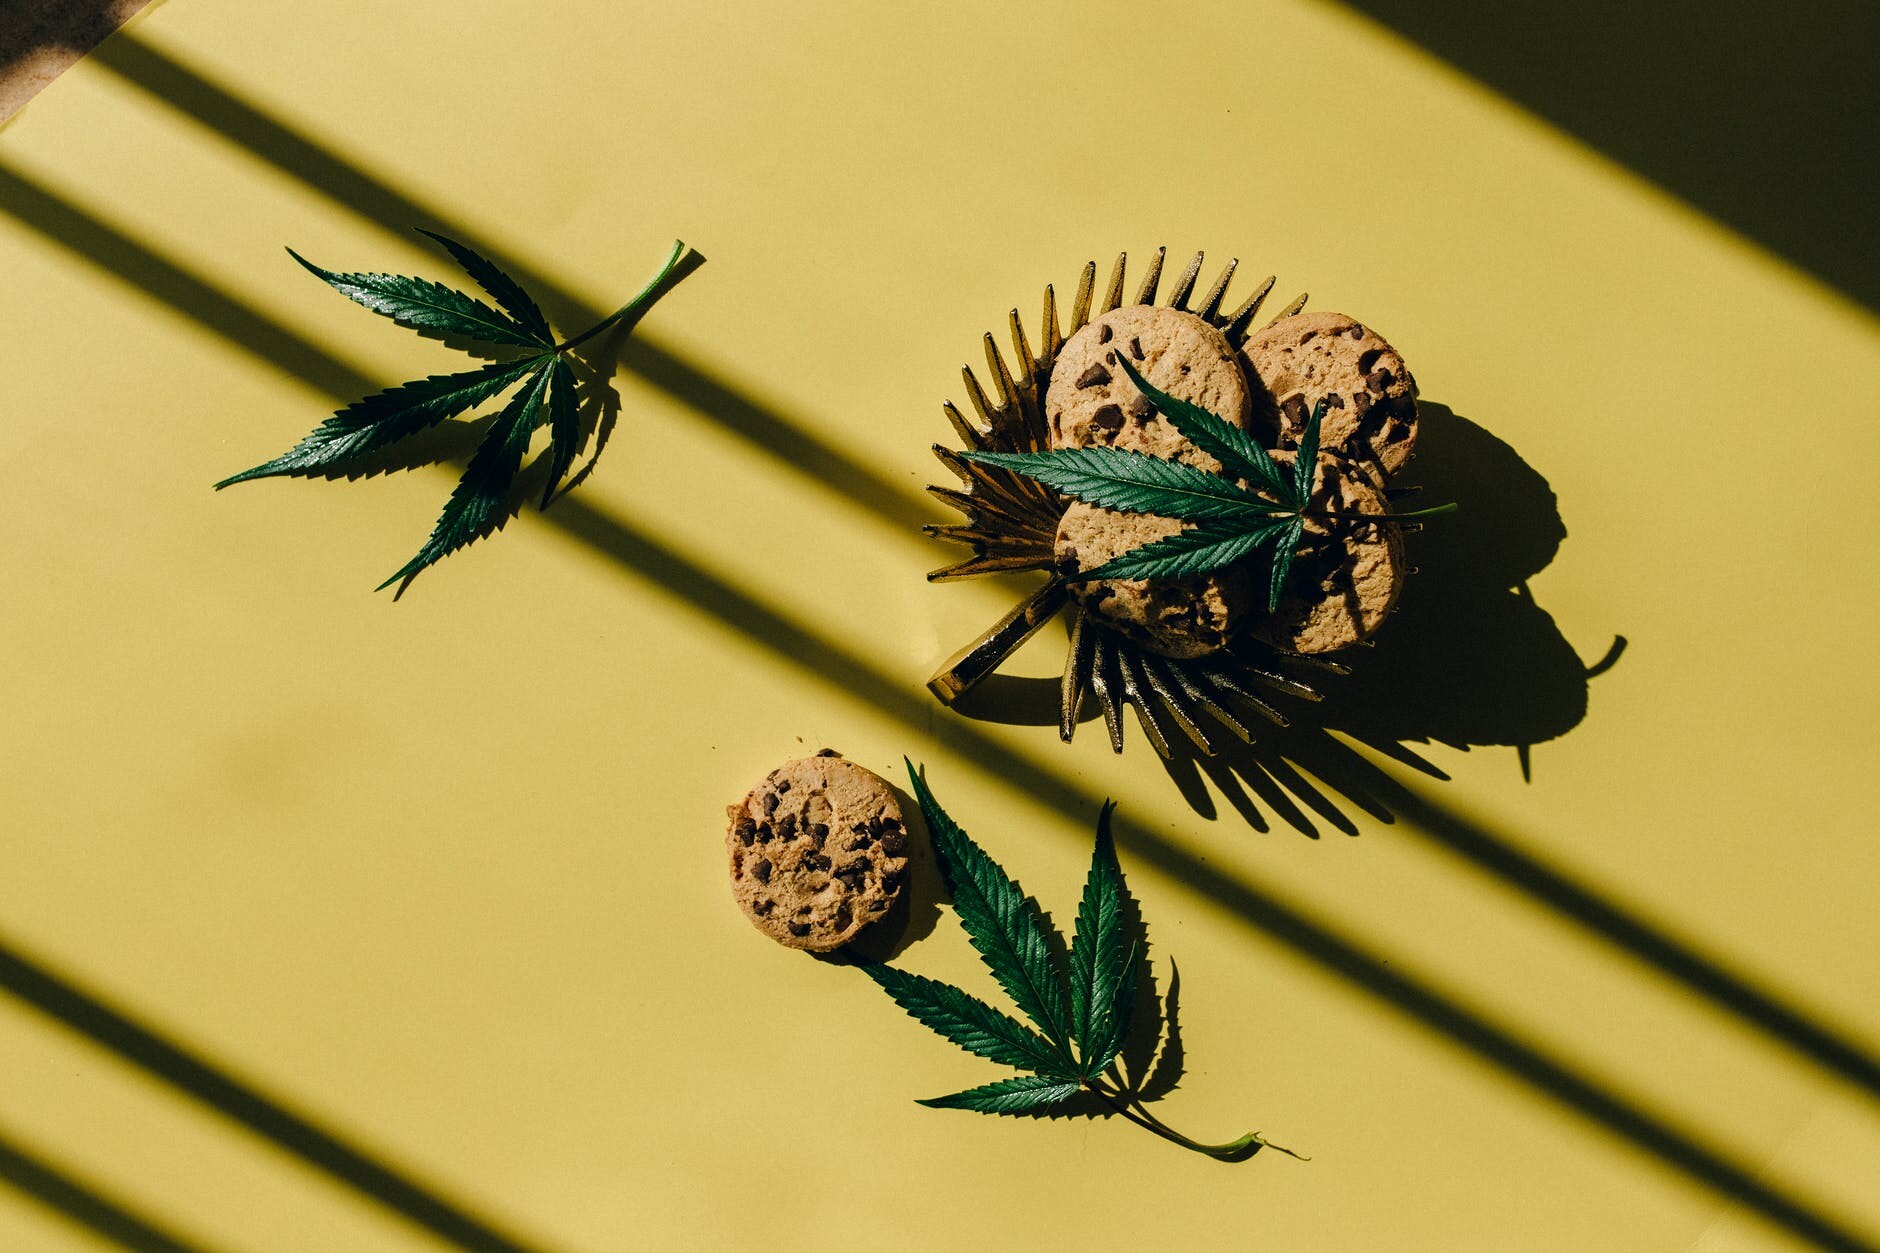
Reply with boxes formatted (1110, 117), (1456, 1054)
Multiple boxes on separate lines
(959, 354), (1451, 609)
(1082, 1080), (1303, 1162)
(217, 232), (693, 593)
(864, 762), (1299, 1162)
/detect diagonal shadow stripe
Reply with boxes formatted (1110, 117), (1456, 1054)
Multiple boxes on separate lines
(10, 65), (1880, 1115)
(1, 167), (1873, 1251)
(0, 1125), (220, 1253)
(0, 942), (550, 1253)
(1331, 0), (1880, 314)
(85, 32), (934, 535)
(507, 489), (1880, 1253)
(1269, 728), (1880, 1101)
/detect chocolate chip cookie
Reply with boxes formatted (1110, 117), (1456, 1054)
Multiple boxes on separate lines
(1054, 502), (1250, 659)
(1047, 305), (1251, 470)
(1239, 312), (1418, 478)
(1250, 452), (1405, 654)
(725, 752), (909, 952)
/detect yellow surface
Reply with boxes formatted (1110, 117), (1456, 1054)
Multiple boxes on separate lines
(3, 2), (1878, 1250)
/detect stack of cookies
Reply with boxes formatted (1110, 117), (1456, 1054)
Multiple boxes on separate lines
(1047, 305), (1420, 657)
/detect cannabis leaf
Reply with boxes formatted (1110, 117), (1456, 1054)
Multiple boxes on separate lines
(961, 354), (1452, 610)
(217, 231), (694, 593)
(864, 762), (1301, 1162)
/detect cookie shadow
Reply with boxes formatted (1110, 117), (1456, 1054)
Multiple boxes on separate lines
(818, 780), (942, 965)
(948, 401), (1623, 838)
(1150, 401), (1622, 836)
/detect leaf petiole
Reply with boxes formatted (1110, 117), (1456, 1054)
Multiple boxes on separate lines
(553, 239), (688, 356)
(1083, 1079), (1305, 1162)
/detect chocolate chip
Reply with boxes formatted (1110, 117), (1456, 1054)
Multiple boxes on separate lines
(867, 899), (889, 912)
(775, 779), (791, 794)
(753, 858), (773, 883)
(804, 853), (832, 873)
(762, 791), (779, 815)
(815, 747), (839, 757)
(1385, 421), (1412, 442)
(1075, 364), (1110, 388)
(809, 823), (829, 846)
(752, 898), (774, 916)
(788, 922), (811, 937)
(795, 905), (812, 916)
(1352, 391), (1375, 417)
(882, 868), (907, 892)
(1098, 324), (1113, 343)
(778, 813), (798, 839)
(1126, 394), (1154, 421)
(882, 830), (908, 856)
(1366, 367), (1392, 391)
(1323, 392), (1346, 410)
(880, 817), (901, 833)
(846, 836), (872, 851)
(735, 818), (757, 845)
(1281, 395), (1308, 425)
(1091, 403), (1125, 432)
(1129, 336), (1144, 361)
(1055, 547), (1079, 574)
(1349, 324), (1366, 339)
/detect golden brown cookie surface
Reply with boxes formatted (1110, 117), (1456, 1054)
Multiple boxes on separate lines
(725, 753), (908, 952)
(1047, 305), (1251, 470)
(1055, 502), (1251, 659)
(1251, 452), (1405, 655)
(1239, 311), (1418, 477)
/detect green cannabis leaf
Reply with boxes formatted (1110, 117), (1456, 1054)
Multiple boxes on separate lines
(864, 761), (1303, 1161)
(962, 354), (1453, 610)
(217, 231), (692, 593)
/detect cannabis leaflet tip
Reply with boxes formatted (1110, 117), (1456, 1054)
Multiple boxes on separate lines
(959, 353), (1452, 611)
(217, 230), (693, 594)
(864, 761), (1302, 1162)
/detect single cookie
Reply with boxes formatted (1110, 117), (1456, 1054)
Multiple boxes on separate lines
(1047, 305), (1252, 470)
(1250, 452), (1405, 655)
(1056, 501), (1251, 659)
(1239, 312), (1418, 478)
(725, 752), (909, 952)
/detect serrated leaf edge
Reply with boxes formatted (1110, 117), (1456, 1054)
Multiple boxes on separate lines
(414, 228), (554, 344)
(286, 247), (544, 350)
(904, 760), (1075, 1064)
(917, 1074), (1083, 1115)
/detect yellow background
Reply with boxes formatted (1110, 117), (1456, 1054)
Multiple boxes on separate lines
(3, 2), (1878, 1249)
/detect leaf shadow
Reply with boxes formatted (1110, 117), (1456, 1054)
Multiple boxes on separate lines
(961, 400), (1625, 838)
(1004, 912), (1197, 1134)
(1124, 958), (1184, 1103)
